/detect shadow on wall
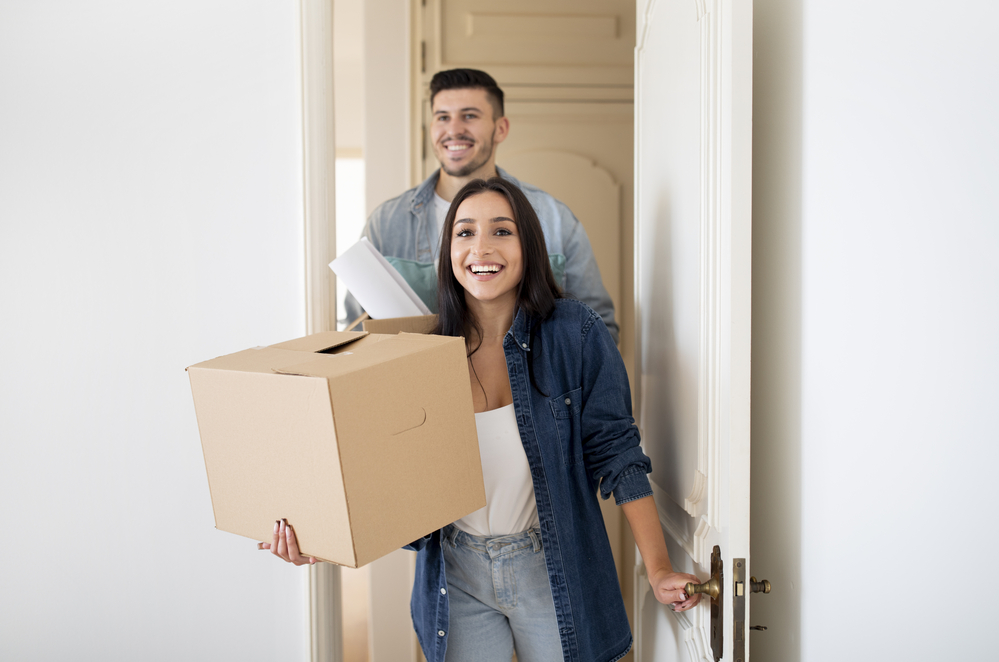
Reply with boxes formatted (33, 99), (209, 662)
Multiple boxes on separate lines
(750, 0), (803, 660)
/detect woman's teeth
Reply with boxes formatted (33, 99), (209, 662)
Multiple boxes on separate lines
(470, 265), (501, 274)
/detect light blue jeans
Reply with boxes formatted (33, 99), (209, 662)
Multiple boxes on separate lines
(442, 524), (563, 662)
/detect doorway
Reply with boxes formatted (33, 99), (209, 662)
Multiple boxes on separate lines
(339, 1), (639, 660)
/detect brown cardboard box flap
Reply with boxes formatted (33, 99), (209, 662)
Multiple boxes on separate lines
(190, 346), (328, 375)
(270, 330), (368, 353)
(362, 314), (438, 335)
(273, 333), (455, 380)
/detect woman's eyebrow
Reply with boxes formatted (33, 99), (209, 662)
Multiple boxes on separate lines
(454, 216), (516, 226)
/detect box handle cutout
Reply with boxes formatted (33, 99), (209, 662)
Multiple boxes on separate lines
(391, 407), (427, 436)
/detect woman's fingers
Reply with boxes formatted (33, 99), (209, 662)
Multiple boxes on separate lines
(671, 596), (697, 612)
(260, 519), (316, 565)
(666, 574), (704, 611)
(653, 571), (707, 609)
(271, 519), (288, 561)
(285, 523), (316, 565)
(659, 586), (687, 604)
(277, 519), (291, 560)
(654, 576), (687, 604)
(681, 574), (702, 607)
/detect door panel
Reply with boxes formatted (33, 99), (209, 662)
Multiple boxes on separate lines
(502, 135), (624, 317)
(426, 0), (635, 85)
(633, 0), (753, 660)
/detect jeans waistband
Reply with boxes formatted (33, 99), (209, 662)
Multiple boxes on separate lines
(443, 524), (542, 554)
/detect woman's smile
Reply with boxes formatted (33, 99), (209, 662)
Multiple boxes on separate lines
(467, 262), (505, 279)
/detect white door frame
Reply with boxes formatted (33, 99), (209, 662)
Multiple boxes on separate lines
(300, 0), (342, 660)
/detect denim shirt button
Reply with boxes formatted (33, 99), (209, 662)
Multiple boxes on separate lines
(565, 397), (571, 405)
(440, 587), (447, 595)
(438, 630), (446, 637)
(522, 342), (528, 349)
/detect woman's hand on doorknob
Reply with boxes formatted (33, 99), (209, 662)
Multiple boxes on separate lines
(650, 568), (701, 612)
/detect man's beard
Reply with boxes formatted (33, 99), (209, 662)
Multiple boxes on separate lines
(439, 135), (495, 178)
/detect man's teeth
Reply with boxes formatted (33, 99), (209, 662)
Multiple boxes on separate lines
(471, 265), (500, 274)
(447, 144), (471, 151)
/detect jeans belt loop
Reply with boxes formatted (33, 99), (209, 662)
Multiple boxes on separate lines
(529, 528), (541, 553)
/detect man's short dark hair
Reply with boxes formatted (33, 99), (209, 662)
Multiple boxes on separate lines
(429, 68), (505, 119)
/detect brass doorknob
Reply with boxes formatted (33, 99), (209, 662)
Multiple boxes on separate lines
(750, 576), (771, 594)
(685, 577), (721, 600)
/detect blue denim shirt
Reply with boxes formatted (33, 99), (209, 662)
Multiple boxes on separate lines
(344, 167), (619, 344)
(408, 299), (652, 662)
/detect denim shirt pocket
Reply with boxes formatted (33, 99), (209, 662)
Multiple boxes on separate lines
(550, 387), (583, 465)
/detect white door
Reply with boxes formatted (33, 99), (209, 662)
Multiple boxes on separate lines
(632, 1), (754, 661)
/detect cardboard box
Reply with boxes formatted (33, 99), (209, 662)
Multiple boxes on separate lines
(362, 314), (437, 335)
(188, 328), (484, 567)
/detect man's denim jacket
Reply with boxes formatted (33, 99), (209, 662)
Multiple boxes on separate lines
(344, 167), (619, 343)
(408, 299), (652, 662)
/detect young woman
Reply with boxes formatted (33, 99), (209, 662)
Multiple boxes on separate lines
(264, 177), (700, 662)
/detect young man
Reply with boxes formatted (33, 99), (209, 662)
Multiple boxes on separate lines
(345, 68), (618, 342)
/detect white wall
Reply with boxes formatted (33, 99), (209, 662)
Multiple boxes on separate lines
(752, 1), (999, 659)
(0, 3), (311, 659)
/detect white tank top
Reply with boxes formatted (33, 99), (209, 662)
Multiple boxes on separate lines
(453, 404), (540, 537)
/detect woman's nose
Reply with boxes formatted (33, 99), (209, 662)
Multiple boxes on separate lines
(471, 234), (492, 255)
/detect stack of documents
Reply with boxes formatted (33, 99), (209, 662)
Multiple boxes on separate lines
(329, 238), (432, 319)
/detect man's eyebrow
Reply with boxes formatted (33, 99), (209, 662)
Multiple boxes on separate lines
(433, 106), (484, 115)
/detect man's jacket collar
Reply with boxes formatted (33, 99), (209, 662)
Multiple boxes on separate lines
(409, 166), (522, 215)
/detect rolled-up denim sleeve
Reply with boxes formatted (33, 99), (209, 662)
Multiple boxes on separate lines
(558, 203), (619, 344)
(577, 310), (652, 504)
(404, 532), (433, 552)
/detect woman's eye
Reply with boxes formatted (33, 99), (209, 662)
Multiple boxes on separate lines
(455, 229), (472, 237)
(495, 228), (513, 236)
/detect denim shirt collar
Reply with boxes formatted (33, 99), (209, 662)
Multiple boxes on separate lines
(409, 166), (522, 216)
(507, 306), (537, 354)
(409, 170), (439, 215)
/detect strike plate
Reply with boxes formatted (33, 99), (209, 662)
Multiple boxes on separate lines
(733, 558), (746, 662)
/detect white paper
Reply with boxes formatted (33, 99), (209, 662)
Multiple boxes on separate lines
(329, 238), (432, 319)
